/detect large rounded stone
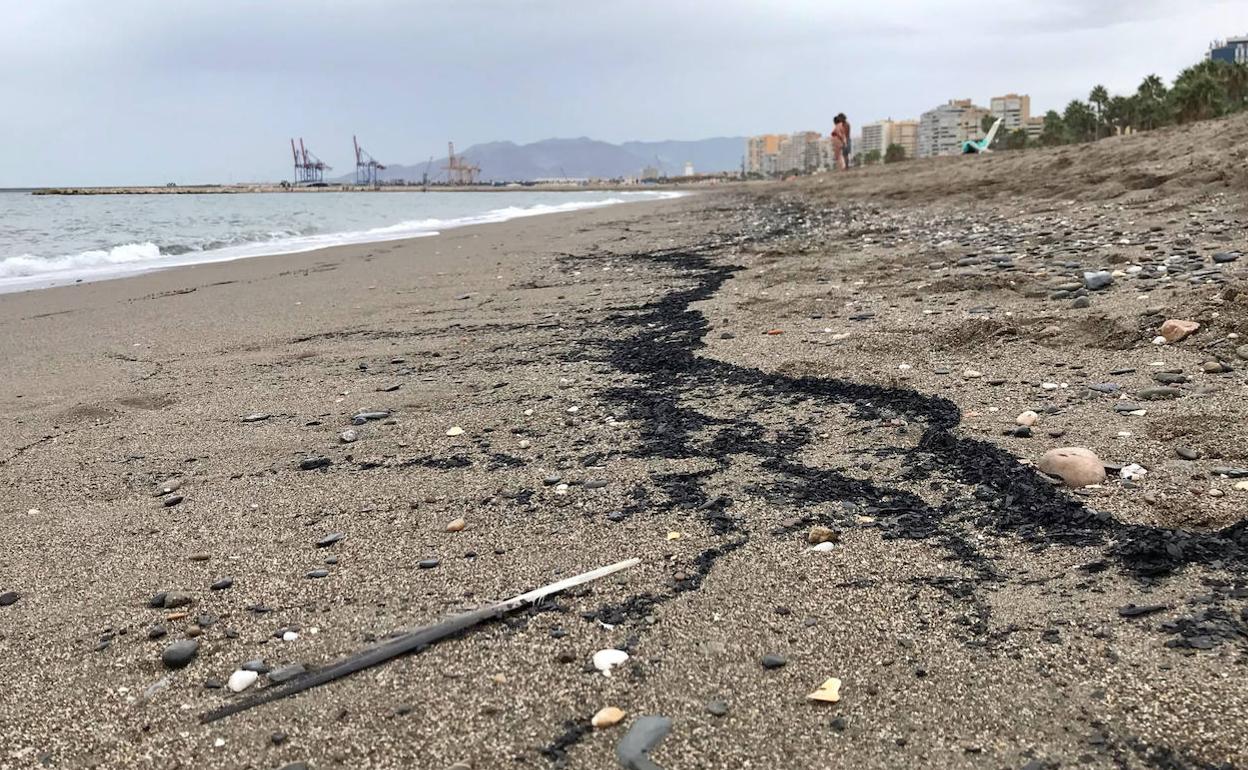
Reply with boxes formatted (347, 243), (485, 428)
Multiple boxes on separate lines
(1038, 447), (1107, 488)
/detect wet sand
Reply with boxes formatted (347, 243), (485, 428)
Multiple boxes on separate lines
(2, 116), (1248, 770)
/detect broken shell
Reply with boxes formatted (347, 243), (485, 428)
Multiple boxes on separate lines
(592, 706), (626, 728)
(807, 677), (842, 703)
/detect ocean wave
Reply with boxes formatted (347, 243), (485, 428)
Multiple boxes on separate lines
(0, 191), (687, 291)
(0, 242), (161, 278)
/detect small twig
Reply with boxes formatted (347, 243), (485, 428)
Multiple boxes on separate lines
(199, 557), (640, 723)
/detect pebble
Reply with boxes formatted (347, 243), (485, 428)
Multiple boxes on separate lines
(0, 591), (18, 607)
(209, 578), (233, 591)
(339, 429), (358, 443)
(706, 700), (729, 717)
(1038, 447), (1107, 488)
(316, 532), (345, 548)
(962, 369), (983, 379)
(160, 639), (199, 669)
(418, 558), (440, 569)
(241, 413), (270, 422)
(445, 426), (465, 436)
(1137, 387), (1182, 400)
(352, 410), (390, 424)
(761, 653), (787, 669)
(147, 624), (166, 639)
(1119, 463), (1148, 481)
(1159, 319), (1200, 343)
(162, 592), (192, 609)
(1083, 271), (1113, 290)
(162, 495), (184, 507)
(1176, 447), (1200, 460)
(616, 715), (672, 770)
(306, 569), (329, 579)
(227, 669), (258, 692)
(446, 518), (466, 532)
(152, 478), (181, 496)
(592, 706), (626, 728)
(806, 526), (838, 545)
(1016, 410), (1039, 426)
(268, 663), (307, 684)
(299, 456), (332, 471)
(592, 648), (629, 676)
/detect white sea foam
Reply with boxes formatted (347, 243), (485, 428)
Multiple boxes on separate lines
(0, 191), (685, 293)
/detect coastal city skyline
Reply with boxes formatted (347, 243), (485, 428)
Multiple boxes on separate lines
(2, 1), (1245, 186)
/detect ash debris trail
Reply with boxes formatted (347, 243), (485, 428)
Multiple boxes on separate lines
(540, 198), (1246, 766)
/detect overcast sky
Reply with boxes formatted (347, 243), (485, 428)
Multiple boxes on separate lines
(1, 0), (1242, 186)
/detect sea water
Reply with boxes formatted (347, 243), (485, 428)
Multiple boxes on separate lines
(0, 189), (682, 293)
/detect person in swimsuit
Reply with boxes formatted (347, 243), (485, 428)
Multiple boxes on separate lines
(831, 114), (850, 170)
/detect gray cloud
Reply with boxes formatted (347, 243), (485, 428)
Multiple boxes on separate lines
(0, 0), (1241, 185)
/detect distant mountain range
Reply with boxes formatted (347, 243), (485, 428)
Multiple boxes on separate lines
(333, 137), (746, 183)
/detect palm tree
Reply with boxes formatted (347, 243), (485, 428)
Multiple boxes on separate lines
(1063, 100), (1096, 142)
(1039, 110), (1066, 146)
(1170, 71), (1223, 122)
(1089, 85), (1110, 139)
(1105, 95), (1135, 136)
(1135, 74), (1170, 130)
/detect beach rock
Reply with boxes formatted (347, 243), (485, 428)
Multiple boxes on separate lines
(1016, 410), (1039, 426)
(1083, 271), (1113, 290)
(1137, 387), (1182, 400)
(299, 456), (332, 471)
(616, 715), (672, 770)
(445, 426), (464, 437)
(0, 591), (18, 607)
(339, 430), (358, 443)
(1159, 319), (1199, 343)
(1236, 345), (1248, 361)
(352, 410), (390, 424)
(592, 706), (626, 728)
(306, 569), (329, 579)
(418, 558), (440, 569)
(446, 518), (466, 532)
(227, 669), (258, 692)
(761, 653), (787, 669)
(161, 639), (199, 669)
(1038, 447), (1107, 488)
(1176, 447), (1200, 460)
(706, 700), (729, 717)
(152, 478), (181, 497)
(1071, 296), (1091, 309)
(147, 624), (166, 639)
(268, 663), (307, 684)
(593, 648), (629, 676)
(1212, 252), (1239, 263)
(316, 532), (345, 548)
(806, 526), (838, 545)
(209, 577), (233, 591)
(162, 592), (193, 609)
(241, 413), (270, 423)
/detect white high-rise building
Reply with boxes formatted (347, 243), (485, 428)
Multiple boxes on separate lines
(918, 99), (989, 158)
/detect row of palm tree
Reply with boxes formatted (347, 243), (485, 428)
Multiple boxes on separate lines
(1035, 59), (1248, 147)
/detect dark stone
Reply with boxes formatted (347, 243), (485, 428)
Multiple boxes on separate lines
(161, 639), (199, 669)
(1136, 387), (1182, 401)
(162, 495), (184, 507)
(305, 569), (329, 579)
(299, 456), (332, 471)
(706, 700), (729, 717)
(268, 663), (307, 684)
(316, 532), (345, 548)
(616, 715), (672, 770)
(418, 559), (440, 569)
(241, 659), (271, 674)
(1118, 604), (1167, 617)
(210, 577), (233, 591)
(147, 624), (167, 640)
(761, 653), (787, 669)
(1175, 447), (1200, 460)
(270, 732), (287, 745)
(163, 593), (192, 609)
(0, 591), (18, 607)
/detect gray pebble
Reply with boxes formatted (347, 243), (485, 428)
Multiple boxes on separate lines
(616, 715), (673, 770)
(160, 639), (199, 669)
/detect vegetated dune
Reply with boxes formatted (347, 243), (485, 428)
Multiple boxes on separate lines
(804, 111), (1248, 206)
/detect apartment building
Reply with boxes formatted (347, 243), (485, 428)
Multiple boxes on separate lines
(918, 99), (989, 157)
(1208, 35), (1248, 64)
(858, 119), (919, 162)
(746, 131), (827, 174)
(989, 93), (1031, 131)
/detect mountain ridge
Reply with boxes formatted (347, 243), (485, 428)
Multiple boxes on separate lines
(333, 136), (745, 183)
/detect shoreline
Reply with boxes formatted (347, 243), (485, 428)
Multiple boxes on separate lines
(28, 181), (726, 195)
(0, 190), (690, 296)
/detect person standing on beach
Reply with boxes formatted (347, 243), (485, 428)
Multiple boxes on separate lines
(831, 113), (851, 170)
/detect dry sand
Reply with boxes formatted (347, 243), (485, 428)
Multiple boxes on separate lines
(2, 116), (1247, 770)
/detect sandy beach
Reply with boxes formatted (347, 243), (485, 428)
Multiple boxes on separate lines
(3, 115), (1248, 770)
